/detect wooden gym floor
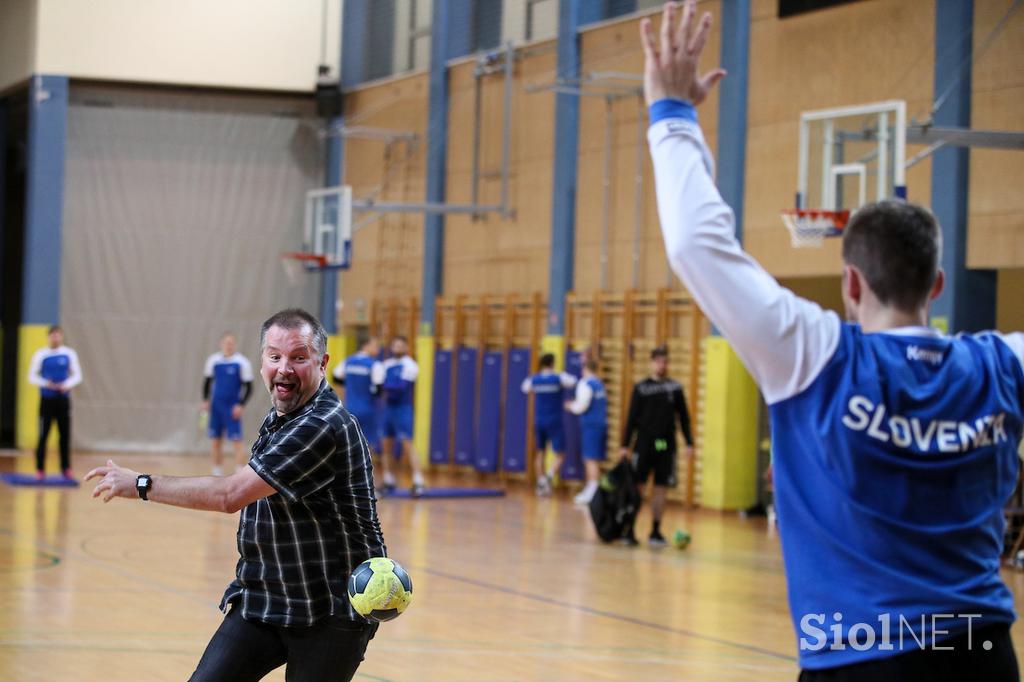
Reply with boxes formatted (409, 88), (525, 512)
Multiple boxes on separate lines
(0, 451), (1021, 681)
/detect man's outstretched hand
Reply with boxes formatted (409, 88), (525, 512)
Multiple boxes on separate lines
(640, 0), (726, 107)
(85, 459), (140, 502)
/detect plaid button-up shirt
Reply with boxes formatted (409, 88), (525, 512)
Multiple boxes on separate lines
(219, 380), (386, 626)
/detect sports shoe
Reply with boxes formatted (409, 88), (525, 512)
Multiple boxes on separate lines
(573, 482), (598, 506)
(620, 533), (639, 547)
(62, 469), (75, 480)
(35, 470), (45, 481)
(410, 483), (426, 498)
(648, 529), (668, 548)
(535, 475), (552, 496)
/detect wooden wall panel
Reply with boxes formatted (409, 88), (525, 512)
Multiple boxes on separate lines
(443, 44), (560, 298)
(746, 0), (935, 278)
(967, 0), (1024, 269)
(574, 6), (721, 296)
(339, 72), (429, 327)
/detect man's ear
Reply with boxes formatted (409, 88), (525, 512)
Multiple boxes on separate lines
(929, 269), (945, 301)
(320, 353), (330, 372)
(843, 263), (863, 305)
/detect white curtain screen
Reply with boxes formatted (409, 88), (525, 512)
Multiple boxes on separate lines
(61, 86), (323, 452)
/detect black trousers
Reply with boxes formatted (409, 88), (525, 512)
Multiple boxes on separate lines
(36, 396), (71, 473)
(799, 623), (1019, 682)
(189, 607), (377, 682)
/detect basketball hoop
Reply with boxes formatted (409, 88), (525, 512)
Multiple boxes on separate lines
(281, 252), (327, 285)
(780, 209), (850, 248)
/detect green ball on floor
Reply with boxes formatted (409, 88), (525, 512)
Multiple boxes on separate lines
(673, 529), (691, 550)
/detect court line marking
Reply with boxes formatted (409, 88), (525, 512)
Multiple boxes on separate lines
(418, 565), (796, 664)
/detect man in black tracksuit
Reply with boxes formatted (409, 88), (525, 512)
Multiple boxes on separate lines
(620, 346), (693, 546)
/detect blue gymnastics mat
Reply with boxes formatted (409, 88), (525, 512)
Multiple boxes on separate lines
(1, 473), (79, 487)
(387, 487), (504, 500)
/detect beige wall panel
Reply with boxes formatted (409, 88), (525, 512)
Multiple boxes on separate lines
(574, 7), (720, 297)
(746, 0), (935, 276)
(443, 45), (559, 298)
(997, 270), (1024, 331)
(339, 72), (429, 326)
(967, 0), (1024, 268)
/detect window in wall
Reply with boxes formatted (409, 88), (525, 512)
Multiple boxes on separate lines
(474, 0), (503, 51)
(408, 0), (432, 71)
(525, 0), (558, 41)
(366, 0), (397, 81)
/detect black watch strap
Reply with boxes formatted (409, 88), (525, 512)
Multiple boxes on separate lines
(136, 474), (152, 501)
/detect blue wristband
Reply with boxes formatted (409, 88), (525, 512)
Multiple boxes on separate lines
(649, 98), (697, 125)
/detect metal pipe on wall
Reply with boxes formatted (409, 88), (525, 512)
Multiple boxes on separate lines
(632, 95), (644, 290)
(600, 96), (613, 290)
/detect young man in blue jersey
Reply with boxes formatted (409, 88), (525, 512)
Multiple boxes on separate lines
(521, 353), (577, 496)
(203, 333), (254, 476)
(381, 336), (426, 496)
(332, 336), (384, 478)
(28, 325), (83, 480)
(641, 2), (1023, 678)
(565, 358), (608, 505)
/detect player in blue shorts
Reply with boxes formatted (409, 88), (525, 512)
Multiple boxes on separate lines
(332, 335), (384, 467)
(521, 353), (577, 495)
(381, 336), (427, 496)
(641, 3), (1022, 678)
(564, 358), (607, 505)
(202, 332), (254, 475)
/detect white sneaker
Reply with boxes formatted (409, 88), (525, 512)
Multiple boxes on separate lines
(573, 483), (597, 506)
(535, 475), (552, 496)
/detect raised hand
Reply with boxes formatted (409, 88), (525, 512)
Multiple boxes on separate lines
(640, 1), (726, 107)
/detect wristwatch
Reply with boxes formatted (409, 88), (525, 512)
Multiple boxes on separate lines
(136, 474), (152, 501)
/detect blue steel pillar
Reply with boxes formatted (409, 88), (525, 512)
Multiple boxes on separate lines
(17, 75), (68, 450)
(545, 0), (606, 338)
(716, 0), (750, 242)
(320, 0), (371, 333)
(419, 0), (472, 333)
(929, 0), (994, 333)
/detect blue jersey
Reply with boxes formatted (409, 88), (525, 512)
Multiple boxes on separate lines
(204, 352), (254, 405)
(773, 325), (1023, 669)
(29, 346), (82, 399)
(382, 356), (418, 407)
(338, 353), (383, 417)
(523, 371), (575, 426)
(578, 376), (607, 431)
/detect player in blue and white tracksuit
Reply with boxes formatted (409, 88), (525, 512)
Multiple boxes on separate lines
(381, 336), (427, 496)
(565, 358), (607, 505)
(203, 333), (254, 475)
(641, 4), (1023, 678)
(27, 325), (83, 479)
(521, 353), (577, 495)
(332, 337), (384, 455)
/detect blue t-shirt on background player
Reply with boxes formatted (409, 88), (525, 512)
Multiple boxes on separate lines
(333, 352), (384, 450)
(566, 374), (608, 461)
(203, 351), (254, 441)
(521, 369), (576, 453)
(29, 345), (83, 399)
(381, 355), (418, 443)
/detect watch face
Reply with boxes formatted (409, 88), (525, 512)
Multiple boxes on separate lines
(139, 476), (150, 486)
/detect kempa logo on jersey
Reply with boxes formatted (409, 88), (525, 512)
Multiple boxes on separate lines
(841, 395), (1010, 452)
(906, 345), (943, 365)
(800, 612), (989, 653)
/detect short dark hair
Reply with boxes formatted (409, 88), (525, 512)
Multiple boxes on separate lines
(585, 359), (599, 372)
(841, 200), (941, 313)
(539, 353), (555, 369)
(392, 335), (408, 345)
(260, 308), (327, 358)
(47, 325), (62, 335)
(651, 346), (668, 360)
(359, 334), (377, 350)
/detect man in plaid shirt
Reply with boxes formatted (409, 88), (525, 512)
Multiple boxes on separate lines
(87, 309), (387, 681)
